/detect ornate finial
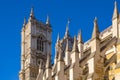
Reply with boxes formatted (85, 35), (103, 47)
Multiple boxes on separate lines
(112, 1), (119, 19)
(72, 36), (79, 52)
(46, 15), (50, 25)
(30, 7), (34, 17)
(92, 17), (100, 39)
(78, 29), (83, 43)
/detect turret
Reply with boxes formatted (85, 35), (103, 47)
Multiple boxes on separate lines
(28, 7), (35, 22)
(69, 36), (80, 80)
(112, 1), (119, 20)
(91, 17), (100, 53)
(46, 15), (50, 25)
(20, 6), (52, 80)
(90, 17), (102, 79)
(71, 35), (79, 64)
(30, 7), (34, 18)
(92, 17), (100, 39)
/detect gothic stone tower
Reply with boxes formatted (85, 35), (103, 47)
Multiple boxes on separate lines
(19, 8), (52, 80)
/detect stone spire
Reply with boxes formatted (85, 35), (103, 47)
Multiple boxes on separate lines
(72, 36), (78, 52)
(78, 30), (83, 43)
(46, 53), (51, 68)
(92, 17), (100, 39)
(30, 7), (34, 18)
(112, 1), (119, 19)
(64, 19), (70, 38)
(46, 15), (50, 25)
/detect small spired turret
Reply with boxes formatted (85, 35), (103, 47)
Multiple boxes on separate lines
(28, 7), (35, 21)
(91, 17), (100, 53)
(112, 1), (119, 20)
(69, 36), (80, 80)
(112, 1), (119, 38)
(46, 15), (50, 25)
(30, 7), (34, 18)
(92, 17), (100, 39)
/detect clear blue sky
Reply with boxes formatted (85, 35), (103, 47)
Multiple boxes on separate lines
(0, 0), (120, 80)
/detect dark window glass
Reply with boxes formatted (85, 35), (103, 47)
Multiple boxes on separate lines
(37, 36), (44, 52)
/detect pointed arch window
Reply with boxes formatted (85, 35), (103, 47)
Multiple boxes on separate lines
(37, 36), (44, 52)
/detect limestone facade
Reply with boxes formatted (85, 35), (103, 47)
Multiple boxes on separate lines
(19, 1), (120, 80)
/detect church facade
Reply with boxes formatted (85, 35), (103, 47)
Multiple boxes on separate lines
(19, 1), (120, 80)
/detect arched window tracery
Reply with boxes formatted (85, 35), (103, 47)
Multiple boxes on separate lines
(37, 36), (44, 52)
